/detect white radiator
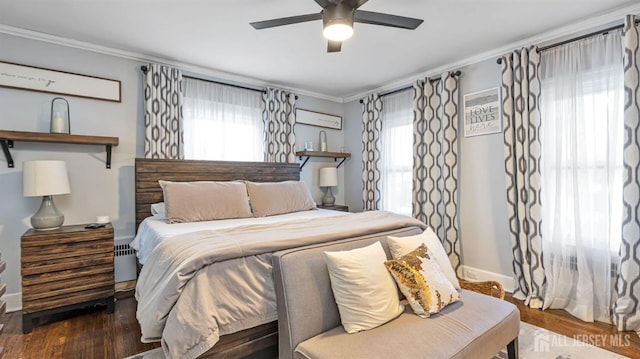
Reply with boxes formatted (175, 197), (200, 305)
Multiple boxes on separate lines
(114, 237), (137, 282)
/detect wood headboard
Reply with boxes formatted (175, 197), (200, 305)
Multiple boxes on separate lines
(134, 158), (300, 229)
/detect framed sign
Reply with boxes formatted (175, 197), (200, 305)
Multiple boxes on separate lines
(295, 108), (342, 130)
(463, 87), (501, 137)
(0, 61), (121, 102)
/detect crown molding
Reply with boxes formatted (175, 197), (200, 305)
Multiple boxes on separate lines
(0, 24), (344, 103)
(343, 3), (640, 103)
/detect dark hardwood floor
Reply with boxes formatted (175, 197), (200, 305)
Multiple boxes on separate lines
(504, 294), (640, 358)
(0, 289), (638, 358)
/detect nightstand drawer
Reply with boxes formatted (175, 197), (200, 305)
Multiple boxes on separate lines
(21, 239), (112, 263)
(21, 252), (113, 276)
(22, 263), (113, 286)
(23, 286), (114, 313)
(23, 272), (114, 301)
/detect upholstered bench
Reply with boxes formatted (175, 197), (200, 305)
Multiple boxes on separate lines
(274, 236), (519, 359)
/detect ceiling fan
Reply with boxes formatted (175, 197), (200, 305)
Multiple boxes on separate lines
(250, 0), (423, 53)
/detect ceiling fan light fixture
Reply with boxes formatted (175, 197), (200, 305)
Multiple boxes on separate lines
(323, 22), (353, 41)
(322, 3), (354, 42)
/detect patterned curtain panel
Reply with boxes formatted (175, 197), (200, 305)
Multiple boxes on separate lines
(614, 14), (640, 334)
(262, 88), (296, 163)
(501, 47), (546, 309)
(144, 64), (184, 159)
(411, 73), (461, 273)
(361, 94), (383, 211)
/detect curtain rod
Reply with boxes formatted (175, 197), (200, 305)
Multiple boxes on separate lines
(496, 19), (639, 64)
(358, 70), (462, 103)
(140, 65), (272, 95)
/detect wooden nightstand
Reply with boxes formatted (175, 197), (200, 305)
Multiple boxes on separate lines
(21, 223), (115, 333)
(317, 204), (349, 212)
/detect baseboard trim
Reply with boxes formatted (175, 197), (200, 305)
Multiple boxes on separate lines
(5, 292), (22, 313)
(460, 265), (515, 293)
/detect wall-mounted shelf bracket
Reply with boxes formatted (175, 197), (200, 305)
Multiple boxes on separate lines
(0, 130), (119, 169)
(295, 150), (351, 170)
(0, 139), (14, 168)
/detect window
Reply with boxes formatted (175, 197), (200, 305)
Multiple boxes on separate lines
(380, 90), (413, 216)
(183, 77), (264, 161)
(539, 33), (623, 323)
(540, 33), (624, 254)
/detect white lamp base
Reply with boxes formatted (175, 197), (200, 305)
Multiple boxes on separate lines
(322, 187), (335, 206)
(31, 195), (64, 230)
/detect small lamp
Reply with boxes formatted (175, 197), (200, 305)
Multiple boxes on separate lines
(23, 160), (71, 230)
(319, 167), (338, 206)
(50, 97), (70, 134)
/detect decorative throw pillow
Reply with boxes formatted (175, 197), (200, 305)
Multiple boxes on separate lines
(159, 180), (253, 223)
(387, 228), (460, 289)
(324, 241), (404, 333)
(385, 243), (460, 318)
(245, 180), (316, 217)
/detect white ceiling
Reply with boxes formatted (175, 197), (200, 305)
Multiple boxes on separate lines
(0, 0), (638, 101)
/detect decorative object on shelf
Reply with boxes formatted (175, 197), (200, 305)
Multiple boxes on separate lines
(0, 61), (121, 102)
(23, 160), (71, 230)
(319, 130), (327, 152)
(319, 166), (338, 206)
(295, 108), (342, 130)
(96, 215), (110, 224)
(304, 140), (314, 151)
(50, 97), (70, 134)
(463, 87), (502, 137)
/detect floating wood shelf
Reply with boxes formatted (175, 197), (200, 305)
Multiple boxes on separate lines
(0, 130), (119, 169)
(295, 150), (351, 169)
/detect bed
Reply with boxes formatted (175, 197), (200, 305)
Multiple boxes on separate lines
(132, 158), (427, 359)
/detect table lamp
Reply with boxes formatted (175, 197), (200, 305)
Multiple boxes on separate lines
(319, 167), (338, 206)
(23, 160), (71, 230)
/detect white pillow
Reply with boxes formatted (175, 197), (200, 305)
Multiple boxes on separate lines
(324, 242), (404, 333)
(387, 228), (460, 289)
(150, 202), (165, 217)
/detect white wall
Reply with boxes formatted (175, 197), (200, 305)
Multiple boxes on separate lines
(0, 32), (144, 309)
(0, 33), (347, 310)
(341, 59), (514, 286)
(294, 96), (346, 206)
(343, 99), (364, 212)
(457, 58), (513, 282)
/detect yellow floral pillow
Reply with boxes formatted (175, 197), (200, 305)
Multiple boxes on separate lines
(385, 243), (460, 318)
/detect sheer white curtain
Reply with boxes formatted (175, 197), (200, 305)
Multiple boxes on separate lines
(540, 32), (624, 322)
(380, 89), (413, 216)
(182, 77), (264, 161)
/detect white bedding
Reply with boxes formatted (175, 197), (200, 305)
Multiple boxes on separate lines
(130, 208), (348, 264)
(135, 211), (426, 358)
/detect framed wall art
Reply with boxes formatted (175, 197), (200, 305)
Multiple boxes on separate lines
(463, 87), (502, 137)
(295, 108), (342, 130)
(0, 61), (121, 102)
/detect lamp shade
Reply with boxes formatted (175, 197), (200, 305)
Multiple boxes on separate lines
(319, 167), (338, 187)
(23, 160), (71, 197)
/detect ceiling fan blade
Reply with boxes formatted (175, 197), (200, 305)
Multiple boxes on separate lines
(327, 40), (342, 53)
(354, 10), (423, 29)
(347, 0), (369, 9)
(314, 0), (333, 8)
(250, 13), (322, 29)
